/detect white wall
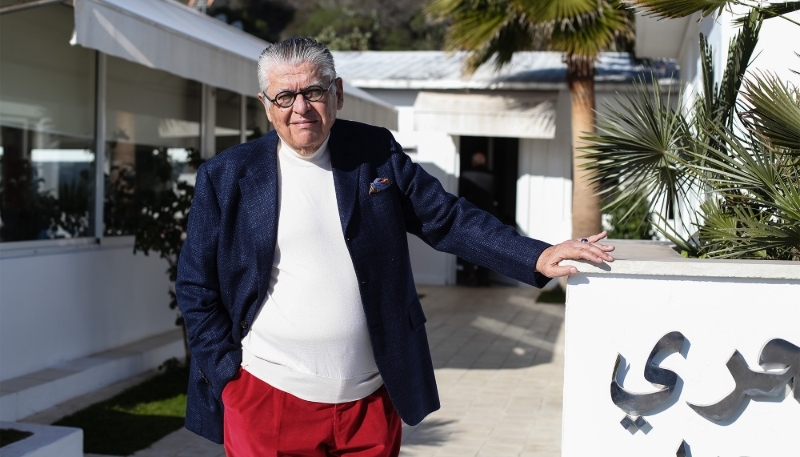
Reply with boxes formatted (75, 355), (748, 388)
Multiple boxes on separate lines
(516, 90), (573, 244)
(562, 242), (800, 457)
(676, 10), (800, 104)
(392, 102), (460, 285)
(0, 237), (176, 382)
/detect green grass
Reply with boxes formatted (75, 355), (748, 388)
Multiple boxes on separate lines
(0, 428), (33, 447)
(536, 285), (566, 304)
(54, 362), (188, 456)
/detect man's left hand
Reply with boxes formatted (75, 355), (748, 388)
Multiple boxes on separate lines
(535, 231), (615, 278)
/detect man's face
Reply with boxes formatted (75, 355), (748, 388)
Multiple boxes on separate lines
(259, 61), (343, 155)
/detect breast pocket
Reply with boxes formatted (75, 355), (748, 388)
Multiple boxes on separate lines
(367, 185), (397, 209)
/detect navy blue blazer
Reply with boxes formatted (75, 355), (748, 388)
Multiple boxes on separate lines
(176, 119), (552, 443)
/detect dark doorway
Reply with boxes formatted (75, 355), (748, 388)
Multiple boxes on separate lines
(457, 136), (519, 286)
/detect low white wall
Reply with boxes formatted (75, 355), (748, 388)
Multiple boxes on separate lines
(562, 241), (800, 457)
(0, 237), (176, 382)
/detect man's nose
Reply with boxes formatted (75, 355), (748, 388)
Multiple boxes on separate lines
(291, 94), (310, 114)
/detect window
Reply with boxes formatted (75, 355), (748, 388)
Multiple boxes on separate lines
(246, 96), (270, 141)
(0, 5), (97, 242)
(104, 56), (201, 236)
(215, 88), (242, 155)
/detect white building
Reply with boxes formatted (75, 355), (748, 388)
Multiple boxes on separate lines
(636, 8), (800, 106)
(0, 0), (395, 422)
(334, 50), (677, 285)
(634, 8), (800, 240)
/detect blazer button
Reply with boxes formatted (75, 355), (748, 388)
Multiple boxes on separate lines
(361, 280), (369, 285)
(240, 321), (248, 329)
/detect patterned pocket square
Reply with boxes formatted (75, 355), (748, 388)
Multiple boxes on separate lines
(369, 177), (392, 195)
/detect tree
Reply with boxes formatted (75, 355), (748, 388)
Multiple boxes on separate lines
(106, 149), (206, 359)
(428, 0), (633, 238)
(287, 2), (446, 51)
(207, 0), (295, 43)
(582, 1), (800, 260)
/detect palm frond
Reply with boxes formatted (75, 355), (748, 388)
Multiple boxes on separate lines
(548, 2), (633, 57)
(632, 0), (728, 19)
(689, 124), (800, 259)
(698, 198), (800, 258)
(435, 1), (510, 51)
(733, 1), (800, 24)
(714, 9), (762, 129)
(650, 211), (704, 256)
(516, 0), (606, 21)
(581, 78), (699, 220)
(740, 73), (800, 153)
(430, 0), (632, 73)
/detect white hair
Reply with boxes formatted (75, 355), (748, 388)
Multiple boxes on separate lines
(257, 38), (337, 94)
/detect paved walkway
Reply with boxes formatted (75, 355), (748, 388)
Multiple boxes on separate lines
(36, 285), (565, 457)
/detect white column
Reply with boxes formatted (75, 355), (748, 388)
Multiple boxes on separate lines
(94, 51), (107, 241)
(239, 93), (247, 144)
(200, 84), (216, 159)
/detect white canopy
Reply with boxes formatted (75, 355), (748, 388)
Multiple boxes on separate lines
(413, 92), (557, 139)
(71, 0), (396, 129)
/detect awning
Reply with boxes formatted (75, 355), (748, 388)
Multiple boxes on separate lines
(634, 13), (694, 59)
(413, 92), (556, 139)
(71, 0), (396, 129)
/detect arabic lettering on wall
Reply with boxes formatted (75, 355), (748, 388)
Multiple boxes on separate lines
(610, 333), (799, 429)
(610, 334), (799, 457)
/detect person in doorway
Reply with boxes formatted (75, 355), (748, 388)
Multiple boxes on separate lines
(459, 151), (496, 286)
(176, 37), (614, 456)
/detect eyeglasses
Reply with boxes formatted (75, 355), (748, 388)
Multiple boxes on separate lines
(262, 79), (337, 108)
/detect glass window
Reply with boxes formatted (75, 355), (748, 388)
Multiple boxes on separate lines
(246, 96), (270, 141)
(215, 88), (242, 155)
(0, 5), (97, 242)
(104, 56), (201, 236)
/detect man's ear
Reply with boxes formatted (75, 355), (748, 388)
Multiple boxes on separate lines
(259, 93), (274, 123)
(335, 77), (344, 110)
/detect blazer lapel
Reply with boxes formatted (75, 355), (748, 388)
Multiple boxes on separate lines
(238, 132), (279, 302)
(329, 122), (361, 236)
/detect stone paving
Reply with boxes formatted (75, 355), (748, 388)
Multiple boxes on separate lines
(31, 285), (565, 457)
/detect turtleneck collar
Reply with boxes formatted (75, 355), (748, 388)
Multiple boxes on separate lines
(277, 135), (330, 167)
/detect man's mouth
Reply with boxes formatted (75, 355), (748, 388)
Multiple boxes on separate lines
(291, 119), (318, 127)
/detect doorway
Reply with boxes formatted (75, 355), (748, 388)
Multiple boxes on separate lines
(457, 136), (519, 286)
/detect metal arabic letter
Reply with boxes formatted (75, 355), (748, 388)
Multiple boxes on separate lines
(611, 331), (687, 416)
(687, 339), (800, 422)
(760, 338), (800, 402)
(676, 440), (690, 457)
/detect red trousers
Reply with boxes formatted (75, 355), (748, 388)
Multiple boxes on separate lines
(222, 368), (402, 457)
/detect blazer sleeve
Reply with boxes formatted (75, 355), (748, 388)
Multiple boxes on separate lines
(387, 137), (553, 288)
(176, 164), (241, 399)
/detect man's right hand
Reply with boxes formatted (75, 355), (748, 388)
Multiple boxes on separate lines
(534, 231), (615, 278)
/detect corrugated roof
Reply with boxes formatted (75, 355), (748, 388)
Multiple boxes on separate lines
(332, 51), (678, 90)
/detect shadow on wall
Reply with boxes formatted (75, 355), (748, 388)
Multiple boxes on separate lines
(420, 286), (564, 370)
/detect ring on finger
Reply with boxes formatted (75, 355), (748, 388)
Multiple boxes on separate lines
(580, 238), (589, 243)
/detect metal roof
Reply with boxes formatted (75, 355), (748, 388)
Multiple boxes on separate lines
(332, 51), (678, 90)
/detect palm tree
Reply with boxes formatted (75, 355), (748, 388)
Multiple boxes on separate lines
(427, 0), (633, 238)
(582, 1), (800, 260)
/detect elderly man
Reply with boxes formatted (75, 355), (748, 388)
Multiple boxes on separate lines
(176, 38), (613, 456)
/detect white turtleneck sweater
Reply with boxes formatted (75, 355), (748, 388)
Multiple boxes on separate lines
(240, 135), (383, 403)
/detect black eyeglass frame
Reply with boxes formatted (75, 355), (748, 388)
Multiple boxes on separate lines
(262, 79), (339, 108)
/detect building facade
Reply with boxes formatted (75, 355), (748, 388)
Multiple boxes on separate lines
(0, 0), (396, 420)
(334, 50), (677, 285)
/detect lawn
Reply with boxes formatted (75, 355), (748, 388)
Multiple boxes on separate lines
(54, 361), (188, 456)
